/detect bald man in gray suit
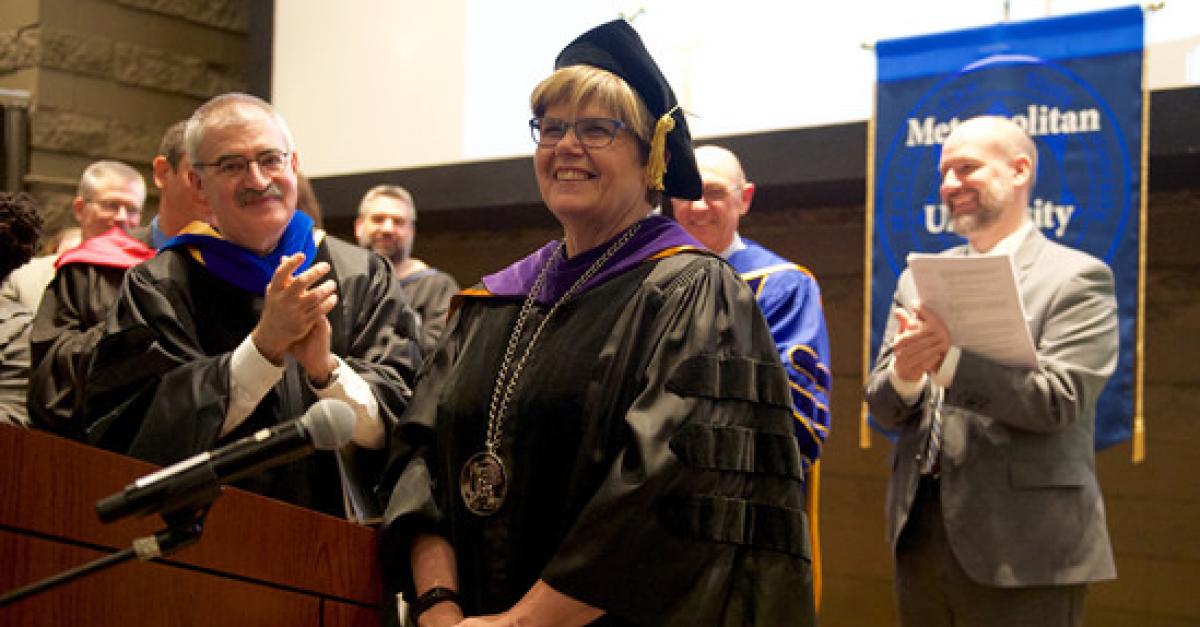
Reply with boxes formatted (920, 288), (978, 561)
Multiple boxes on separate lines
(866, 116), (1118, 627)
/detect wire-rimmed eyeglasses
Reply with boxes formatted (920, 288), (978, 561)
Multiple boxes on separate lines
(193, 149), (291, 179)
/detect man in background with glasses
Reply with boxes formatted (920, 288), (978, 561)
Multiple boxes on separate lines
(671, 145), (832, 489)
(671, 144), (833, 605)
(0, 161), (146, 312)
(25, 159), (154, 437)
(71, 160), (147, 242)
(83, 93), (421, 520)
(29, 122), (212, 437)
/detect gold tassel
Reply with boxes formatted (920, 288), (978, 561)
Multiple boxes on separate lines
(646, 105), (679, 191)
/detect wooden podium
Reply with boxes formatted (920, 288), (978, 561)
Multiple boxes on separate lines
(0, 425), (382, 626)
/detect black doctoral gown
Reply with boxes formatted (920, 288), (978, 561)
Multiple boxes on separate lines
(399, 267), (460, 356)
(86, 236), (421, 517)
(379, 249), (815, 626)
(29, 226), (153, 438)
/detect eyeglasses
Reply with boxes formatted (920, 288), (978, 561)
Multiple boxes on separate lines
(87, 199), (141, 215)
(194, 149), (290, 179)
(701, 183), (742, 202)
(529, 117), (628, 148)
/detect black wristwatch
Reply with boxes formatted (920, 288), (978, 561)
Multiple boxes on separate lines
(409, 586), (461, 621)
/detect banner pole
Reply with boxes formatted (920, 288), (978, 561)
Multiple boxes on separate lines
(860, 86), (878, 450)
(1133, 40), (1150, 464)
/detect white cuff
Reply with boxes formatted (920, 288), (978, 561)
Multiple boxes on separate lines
(888, 361), (927, 407)
(224, 335), (286, 436)
(311, 357), (384, 449)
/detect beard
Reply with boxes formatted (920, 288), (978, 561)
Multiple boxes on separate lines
(948, 188), (1005, 236)
(360, 233), (412, 264)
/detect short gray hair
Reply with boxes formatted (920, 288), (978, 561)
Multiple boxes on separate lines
(358, 184), (416, 222)
(77, 160), (146, 203)
(185, 92), (296, 165)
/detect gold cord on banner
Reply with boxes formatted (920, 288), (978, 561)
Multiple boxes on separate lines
(1132, 44), (1150, 464)
(860, 94), (878, 450)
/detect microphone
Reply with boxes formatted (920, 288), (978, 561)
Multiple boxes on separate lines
(96, 399), (356, 523)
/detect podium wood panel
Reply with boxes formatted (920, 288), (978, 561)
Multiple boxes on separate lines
(0, 425), (381, 623)
(0, 530), (323, 626)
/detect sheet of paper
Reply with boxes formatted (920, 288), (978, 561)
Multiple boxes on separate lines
(906, 253), (1038, 369)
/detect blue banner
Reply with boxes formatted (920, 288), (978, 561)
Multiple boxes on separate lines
(868, 6), (1144, 451)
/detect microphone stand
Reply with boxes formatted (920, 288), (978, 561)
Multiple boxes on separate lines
(0, 506), (211, 607)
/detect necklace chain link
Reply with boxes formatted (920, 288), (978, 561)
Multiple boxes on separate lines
(482, 223), (641, 453)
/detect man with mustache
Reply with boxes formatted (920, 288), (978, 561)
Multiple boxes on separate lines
(866, 116), (1118, 626)
(354, 185), (459, 355)
(84, 93), (421, 518)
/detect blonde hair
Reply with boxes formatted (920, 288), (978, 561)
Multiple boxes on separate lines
(531, 66), (654, 158)
(530, 65), (661, 205)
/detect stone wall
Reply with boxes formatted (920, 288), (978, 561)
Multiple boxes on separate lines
(0, 0), (248, 234)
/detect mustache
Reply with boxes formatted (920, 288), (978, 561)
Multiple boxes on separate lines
(236, 183), (283, 206)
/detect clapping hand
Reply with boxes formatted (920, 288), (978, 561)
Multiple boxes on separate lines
(891, 302), (951, 382)
(251, 253), (338, 381)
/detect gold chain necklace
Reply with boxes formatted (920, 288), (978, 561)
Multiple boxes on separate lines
(460, 222), (641, 516)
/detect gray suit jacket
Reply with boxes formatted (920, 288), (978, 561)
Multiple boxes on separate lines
(0, 255), (57, 311)
(865, 227), (1118, 587)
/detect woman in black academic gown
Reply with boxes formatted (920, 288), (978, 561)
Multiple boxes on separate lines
(378, 20), (816, 627)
